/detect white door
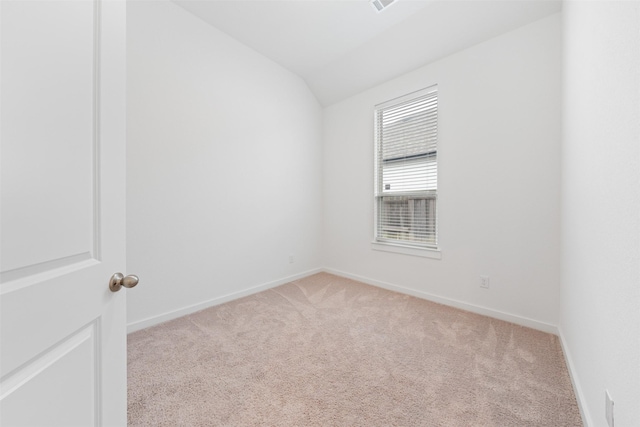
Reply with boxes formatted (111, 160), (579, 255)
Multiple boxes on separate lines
(0, 0), (128, 426)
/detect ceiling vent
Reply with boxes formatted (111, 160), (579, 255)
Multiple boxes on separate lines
(371, 0), (397, 13)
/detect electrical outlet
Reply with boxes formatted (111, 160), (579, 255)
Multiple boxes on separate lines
(289, 254), (294, 264)
(605, 390), (614, 427)
(480, 275), (490, 289)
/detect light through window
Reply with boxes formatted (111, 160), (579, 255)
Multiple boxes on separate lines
(374, 86), (438, 248)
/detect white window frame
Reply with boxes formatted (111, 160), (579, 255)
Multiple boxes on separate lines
(372, 85), (440, 257)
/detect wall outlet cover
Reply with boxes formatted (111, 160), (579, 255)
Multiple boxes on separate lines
(480, 275), (490, 289)
(605, 390), (614, 427)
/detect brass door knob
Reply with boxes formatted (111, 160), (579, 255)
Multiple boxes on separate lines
(109, 272), (139, 292)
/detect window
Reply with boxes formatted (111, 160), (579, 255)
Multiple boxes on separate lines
(374, 86), (438, 250)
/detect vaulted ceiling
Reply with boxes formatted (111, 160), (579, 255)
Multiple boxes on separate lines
(173, 0), (562, 106)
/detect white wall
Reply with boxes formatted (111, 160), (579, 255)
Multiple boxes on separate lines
(560, 2), (640, 426)
(323, 14), (562, 331)
(126, 1), (323, 329)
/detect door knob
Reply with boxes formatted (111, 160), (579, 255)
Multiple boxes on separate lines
(109, 272), (139, 292)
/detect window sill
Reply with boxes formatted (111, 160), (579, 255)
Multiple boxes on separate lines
(371, 242), (442, 259)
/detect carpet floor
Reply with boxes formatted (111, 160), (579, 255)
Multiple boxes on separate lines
(128, 273), (582, 426)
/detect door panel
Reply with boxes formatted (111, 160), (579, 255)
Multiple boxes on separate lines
(0, 0), (127, 426)
(1, 0), (96, 277)
(1, 323), (98, 427)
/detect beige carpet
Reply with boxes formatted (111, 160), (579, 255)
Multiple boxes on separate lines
(128, 273), (582, 426)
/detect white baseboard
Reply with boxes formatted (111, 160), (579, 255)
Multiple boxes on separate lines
(558, 328), (592, 427)
(128, 264), (558, 337)
(127, 268), (323, 333)
(323, 267), (559, 335)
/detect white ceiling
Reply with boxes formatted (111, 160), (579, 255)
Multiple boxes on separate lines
(173, 0), (562, 106)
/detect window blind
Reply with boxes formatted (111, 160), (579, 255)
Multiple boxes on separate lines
(375, 86), (438, 248)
